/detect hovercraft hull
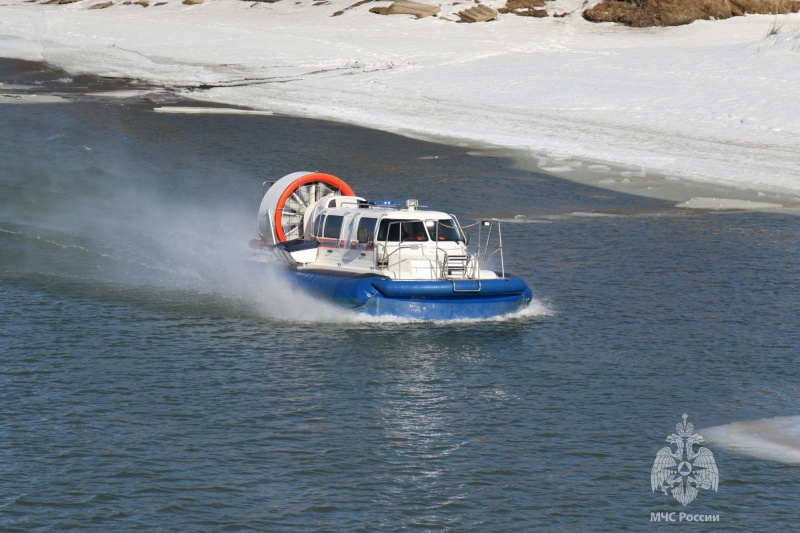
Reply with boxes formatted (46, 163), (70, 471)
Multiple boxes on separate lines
(289, 269), (532, 320)
(253, 171), (535, 321)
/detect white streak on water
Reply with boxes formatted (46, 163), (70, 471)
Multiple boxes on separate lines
(675, 197), (786, 210)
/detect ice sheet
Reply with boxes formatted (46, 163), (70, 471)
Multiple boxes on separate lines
(1, 0), (799, 199)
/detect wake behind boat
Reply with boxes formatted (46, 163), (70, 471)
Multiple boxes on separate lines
(248, 171), (532, 320)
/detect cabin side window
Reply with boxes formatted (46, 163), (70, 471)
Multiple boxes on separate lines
(323, 215), (344, 240)
(313, 214), (325, 238)
(356, 218), (377, 243)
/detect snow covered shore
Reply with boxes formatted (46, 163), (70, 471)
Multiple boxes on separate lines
(2, 0), (800, 203)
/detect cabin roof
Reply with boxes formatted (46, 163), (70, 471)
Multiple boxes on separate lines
(322, 207), (453, 220)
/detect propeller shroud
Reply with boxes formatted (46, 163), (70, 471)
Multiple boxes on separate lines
(258, 172), (356, 245)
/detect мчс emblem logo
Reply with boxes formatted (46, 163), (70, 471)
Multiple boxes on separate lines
(651, 414), (719, 506)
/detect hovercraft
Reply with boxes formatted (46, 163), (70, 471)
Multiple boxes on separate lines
(248, 171), (532, 320)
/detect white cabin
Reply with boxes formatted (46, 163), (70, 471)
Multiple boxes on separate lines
(274, 196), (499, 281)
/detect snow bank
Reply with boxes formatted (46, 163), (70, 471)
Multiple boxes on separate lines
(2, 0), (800, 198)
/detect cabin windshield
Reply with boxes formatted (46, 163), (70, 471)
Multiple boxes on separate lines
(430, 219), (463, 242)
(378, 219), (429, 242)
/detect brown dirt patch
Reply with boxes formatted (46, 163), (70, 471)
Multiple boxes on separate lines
(732, 0), (800, 13)
(501, 0), (550, 17)
(583, 0), (800, 27)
